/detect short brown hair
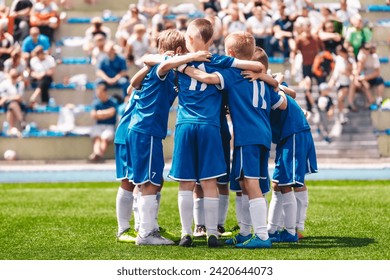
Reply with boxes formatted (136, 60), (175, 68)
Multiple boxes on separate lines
(157, 29), (187, 54)
(188, 18), (214, 44)
(225, 32), (255, 60)
(252, 46), (269, 70)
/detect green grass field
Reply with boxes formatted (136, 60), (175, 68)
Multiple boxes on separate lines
(0, 180), (389, 260)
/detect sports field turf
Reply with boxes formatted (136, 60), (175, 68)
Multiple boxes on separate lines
(0, 180), (389, 260)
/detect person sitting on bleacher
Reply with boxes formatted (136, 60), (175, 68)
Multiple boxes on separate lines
(29, 0), (60, 44)
(83, 16), (112, 55)
(0, 21), (15, 72)
(29, 45), (56, 106)
(21, 27), (50, 60)
(0, 68), (27, 136)
(124, 24), (150, 68)
(89, 83), (117, 162)
(8, 0), (34, 43)
(96, 41), (130, 98)
(90, 33), (107, 67)
(4, 47), (29, 86)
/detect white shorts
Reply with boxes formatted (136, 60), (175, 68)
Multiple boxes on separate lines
(90, 124), (115, 141)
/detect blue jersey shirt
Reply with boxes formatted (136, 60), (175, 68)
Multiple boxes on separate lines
(98, 54), (128, 78)
(176, 54), (235, 127)
(92, 97), (118, 125)
(114, 91), (138, 144)
(128, 63), (178, 139)
(270, 94), (311, 144)
(216, 68), (284, 149)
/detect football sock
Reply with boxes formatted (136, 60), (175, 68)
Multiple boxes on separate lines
(178, 191), (194, 237)
(282, 191), (297, 235)
(295, 190), (309, 231)
(116, 187), (133, 235)
(218, 194), (229, 227)
(235, 195), (243, 229)
(267, 191), (283, 234)
(138, 195), (157, 238)
(133, 189), (141, 232)
(154, 192), (161, 230)
(204, 197), (219, 237)
(250, 197), (268, 240)
(193, 198), (205, 226)
(240, 195), (252, 236)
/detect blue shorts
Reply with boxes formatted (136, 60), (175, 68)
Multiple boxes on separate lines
(115, 143), (129, 180)
(169, 123), (227, 181)
(128, 130), (164, 186)
(230, 145), (270, 195)
(218, 117), (232, 185)
(273, 131), (318, 187)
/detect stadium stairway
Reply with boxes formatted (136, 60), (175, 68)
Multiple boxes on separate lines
(1, 4), (390, 161)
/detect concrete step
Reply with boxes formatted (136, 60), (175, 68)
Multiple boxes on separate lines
(24, 89), (95, 106)
(53, 64), (96, 84)
(378, 134), (390, 157)
(371, 110), (390, 130)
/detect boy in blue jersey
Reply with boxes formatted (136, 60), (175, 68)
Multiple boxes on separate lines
(115, 66), (149, 243)
(126, 29), (211, 246)
(243, 47), (317, 241)
(174, 31), (287, 249)
(158, 19), (266, 248)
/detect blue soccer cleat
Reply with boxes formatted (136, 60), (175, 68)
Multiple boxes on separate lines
(235, 235), (272, 249)
(272, 229), (298, 243)
(225, 233), (252, 245)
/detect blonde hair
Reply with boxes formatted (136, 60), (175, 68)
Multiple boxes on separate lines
(188, 18), (214, 44)
(157, 29), (187, 54)
(225, 32), (255, 60)
(252, 46), (269, 70)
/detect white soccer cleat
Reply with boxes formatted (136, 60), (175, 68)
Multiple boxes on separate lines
(135, 231), (174, 245)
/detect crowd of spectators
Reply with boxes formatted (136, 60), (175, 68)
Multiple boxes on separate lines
(0, 0), (388, 148)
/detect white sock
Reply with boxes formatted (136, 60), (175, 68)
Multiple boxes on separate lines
(250, 198), (268, 240)
(267, 191), (283, 234)
(178, 191), (194, 237)
(193, 198), (205, 226)
(133, 190), (142, 232)
(155, 192), (161, 230)
(235, 195), (242, 228)
(218, 194), (229, 227)
(116, 187), (133, 235)
(282, 192), (297, 235)
(240, 194), (252, 236)
(204, 197), (219, 236)
(138, 195), (157, 238)
(295, 190), (309, 231)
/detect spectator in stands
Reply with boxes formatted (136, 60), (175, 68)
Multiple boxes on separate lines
(89, 83), (117, 162)
(222, 5), (246, 38)
(319, 20), (343, 55)
(204, 8), (223, 54)
(30, 0), (60, 44)
(328, 45), (358, 123)
(29, 45), (56, 105)
(356, 42), (384, 108)
(344, 13), (372, 58)
(115, 4), (148, 48)
(83, 16), (112, 55)
(199, 0), (221, 13)
(4, 48), (29, 85)
(311, 49), (335, 85)
(316, 82), (335, 143)
(292, 19), (323, 112)
(151, 3), (171, 41)
(270, 2), (295, 59)
(137, 0), (160, 17)
(0, 22), (15, 71)
(96, 41), (130, 98)
(9, 0), (34, 43)
(0, 68), (27, 135)
(21, 27), (50, 60)
(175, 14), (188, 33)
(246, 6), (273, 54)
(335, 0), (356, 24)
(90, 33), (107, 67)
(125, 24), (150, 68)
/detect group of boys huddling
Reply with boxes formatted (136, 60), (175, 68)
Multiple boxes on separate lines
(114, 18), (317, 249)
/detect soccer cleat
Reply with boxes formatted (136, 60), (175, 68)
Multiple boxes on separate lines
(116, 228), (137, 243)
(179, 234), (193, 247)
(268, 231), (281, 242)
(207, 234), (219, 248)
(193, 225), (207, 238)
(271, 229), (298, 243)
(235, 235), (272, 249)
(135, 230), (174, 245)
(297, 231), (305, 240)
(218, 225), (233, 237)
(225, 233), (252, 245)
(158, 227), (180, 242)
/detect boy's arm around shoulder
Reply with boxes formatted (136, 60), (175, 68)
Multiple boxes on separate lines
(158, 51), (211, 77)
(179, 64), (221, 85)
(130, 65), (150, 90)
(233, 59), (265, 72)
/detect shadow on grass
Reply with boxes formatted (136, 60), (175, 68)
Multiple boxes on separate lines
(188, 236), (375, 249)
(275, 236), (375, 249)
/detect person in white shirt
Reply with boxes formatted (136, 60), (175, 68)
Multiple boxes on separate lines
(246, 6), (273, 54)
(125, 24), (150, 68)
